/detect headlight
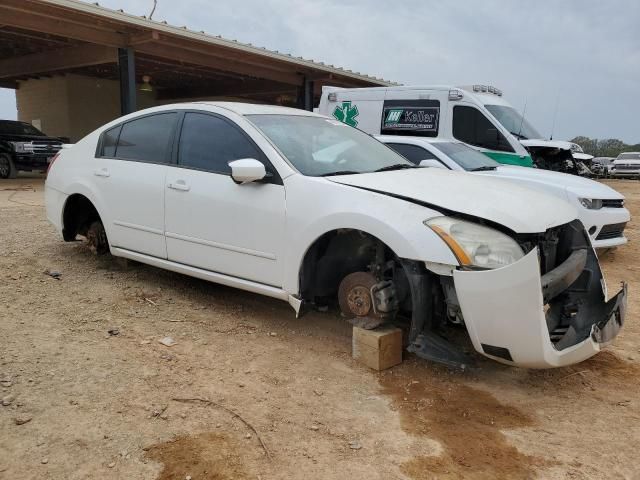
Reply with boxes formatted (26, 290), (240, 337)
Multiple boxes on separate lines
(425, 217), (524, 269)
(579, 198), (603, 210)
(9, 141), (33, 153)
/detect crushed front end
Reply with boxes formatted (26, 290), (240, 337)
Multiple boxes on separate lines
(453, 220), (626, 368)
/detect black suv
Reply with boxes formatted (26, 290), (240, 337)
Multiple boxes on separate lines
(0, 120), (65, 179)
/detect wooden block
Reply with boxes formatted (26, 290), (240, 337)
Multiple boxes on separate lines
(352, 325), (403, 371)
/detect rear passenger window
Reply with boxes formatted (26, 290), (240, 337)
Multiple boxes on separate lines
(101, 126), (121, 157)
(452, 106), (514, 152)
(115, 113), (177, 162)
(178, 113), (262, 174)
(387, 143), (438, 164)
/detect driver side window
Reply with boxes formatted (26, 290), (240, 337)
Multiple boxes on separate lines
(177, 112), (281, 184)
(452, 106), (514, 152)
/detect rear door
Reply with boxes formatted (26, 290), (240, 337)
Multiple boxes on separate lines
(94, 112), (177, 258)
(164, 111), (286, 287)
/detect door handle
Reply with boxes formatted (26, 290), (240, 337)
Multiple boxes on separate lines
(93, 168), (110, 177)
(168, 180), (190, 191)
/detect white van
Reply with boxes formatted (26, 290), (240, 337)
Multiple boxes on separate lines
(319, 85), (582, 173)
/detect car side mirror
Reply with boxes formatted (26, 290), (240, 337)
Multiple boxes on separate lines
(228, 158), (267, 184)
(419, 159), (446, 169)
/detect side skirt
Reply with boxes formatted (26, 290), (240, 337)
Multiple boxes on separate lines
(111, 248), (298, 309)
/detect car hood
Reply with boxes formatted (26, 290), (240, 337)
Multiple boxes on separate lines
(614, 159), (640, 165)
(327, 168), (578, 234)
(0, 134), (60, 142)
(487, 165), (624, 200)
(520, 139), (572, 151)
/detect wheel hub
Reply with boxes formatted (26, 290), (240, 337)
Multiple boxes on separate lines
(346, 285), (373, 317)
(338, 271), (380, 319)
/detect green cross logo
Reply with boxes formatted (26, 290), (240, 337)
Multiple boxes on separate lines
(385, 109), (403, 124)
(332, 101), (359, 127)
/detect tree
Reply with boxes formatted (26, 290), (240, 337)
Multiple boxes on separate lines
(570, 136), (639, 158)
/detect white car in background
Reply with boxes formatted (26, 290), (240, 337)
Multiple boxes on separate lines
(45, 103), (626, 368)
(612, 152), (640, 178)
(378, 136), (630, 249)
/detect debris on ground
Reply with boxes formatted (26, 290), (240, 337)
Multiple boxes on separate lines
(2, 394), (15, 406)
(14, 415), (32, 426)
(159, 336), (177, 347)
(107, 328), (120, 336)
(348, 440), (362, 450)
(43, 269), (62, 280)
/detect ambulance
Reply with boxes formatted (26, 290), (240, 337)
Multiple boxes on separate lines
(318, 85), (583, 174)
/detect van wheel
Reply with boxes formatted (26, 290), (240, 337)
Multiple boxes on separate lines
(86, 221), (109, 255)
(0, 154), (17, 179)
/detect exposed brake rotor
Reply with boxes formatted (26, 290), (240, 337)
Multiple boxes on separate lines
(338, 271), (386, 329)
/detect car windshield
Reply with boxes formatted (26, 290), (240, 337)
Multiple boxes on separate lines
(484, 104), (542, 140)
(435, 142), (500, 171)
(248, 115), (413, 176)
(617, 153), (640, 160)
(0, 120), (45, 136)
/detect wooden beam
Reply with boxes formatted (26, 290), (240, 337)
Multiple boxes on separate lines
(128, 30), (160, 46)
(0, 6), (126, 47)
(0, 80), (19, 89)
(0, 44), (117, 79)
(157, 80), (295, 100)
(136, 42), (303, 86)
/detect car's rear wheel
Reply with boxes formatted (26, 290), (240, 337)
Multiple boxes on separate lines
(86, 220), (109, 255)
(0, 154), (17, 179)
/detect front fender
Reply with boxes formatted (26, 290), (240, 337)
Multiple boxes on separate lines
(282, 175), (458, 294)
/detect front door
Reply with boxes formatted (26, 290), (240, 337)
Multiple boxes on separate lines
(449, 103), (531, 167)
(164, 112), (286, 287)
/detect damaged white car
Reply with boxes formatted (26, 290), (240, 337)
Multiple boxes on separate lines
(45, 103), (627, 368)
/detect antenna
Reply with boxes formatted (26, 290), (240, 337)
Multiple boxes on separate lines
(517, 98), (528, 138)
(149, 0), (157, 19)
(549, 90), (560, 140)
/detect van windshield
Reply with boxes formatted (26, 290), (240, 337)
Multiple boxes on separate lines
(484, 104), (542, 140)
(248, 115), (414, 176)
(435, 142), (500, 171)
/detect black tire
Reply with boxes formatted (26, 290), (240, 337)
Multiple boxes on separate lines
(0, 153), (17, 179)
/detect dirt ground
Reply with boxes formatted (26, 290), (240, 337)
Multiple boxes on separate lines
(0, 175), (639, 480)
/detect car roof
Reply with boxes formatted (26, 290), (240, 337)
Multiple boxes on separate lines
(192, 101), (322, 117)
(376, 135), (458, 145)
(123, 102), (325, 119)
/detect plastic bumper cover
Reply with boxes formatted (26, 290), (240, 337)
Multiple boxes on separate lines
(453, 248), (626, 368)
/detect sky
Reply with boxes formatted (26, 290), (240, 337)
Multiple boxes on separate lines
(1, 0), (638, 142)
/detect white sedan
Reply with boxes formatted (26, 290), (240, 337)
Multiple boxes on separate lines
(378, 136), (630, 249)
(45, 103), (626, 368)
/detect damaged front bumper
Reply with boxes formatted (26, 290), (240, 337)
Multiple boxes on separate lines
(453, 247), (626, 368)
